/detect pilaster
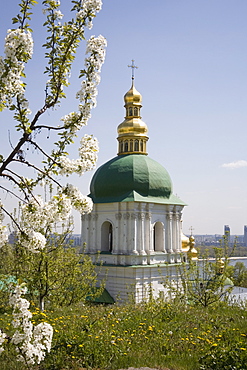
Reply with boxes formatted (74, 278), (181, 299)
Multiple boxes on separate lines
(166, 211), (173, 253)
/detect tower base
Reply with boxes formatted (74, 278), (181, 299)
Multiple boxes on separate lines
(96, 261), (181, 304)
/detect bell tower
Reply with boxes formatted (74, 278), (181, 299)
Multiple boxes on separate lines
(117, 60), (149, 155)
(82, 63), (188, 303)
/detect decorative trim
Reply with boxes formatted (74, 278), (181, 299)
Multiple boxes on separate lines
(115, 212), (122, 220)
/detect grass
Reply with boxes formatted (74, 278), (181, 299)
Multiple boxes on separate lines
(0, 298), (247, 369)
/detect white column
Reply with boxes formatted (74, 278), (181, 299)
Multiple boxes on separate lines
(166, 212), (173, 253)
(131, 213), (138, 254)
(122, 212), (129, 253)
(163, 225), (166, 253)
(91, 213), (98, 251)
(175, 210), (181, 253)
(81, 214), (87, 250)
(145, 212), (152, 254)
(139, 212), (146, 255)
(124, 212), (131, 253)
(115, 212), (122, 254)
(88, 214), (93, 251)
(172, 212), (177, 254)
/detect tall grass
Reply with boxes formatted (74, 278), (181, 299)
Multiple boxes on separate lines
(0, 298), (247, 369)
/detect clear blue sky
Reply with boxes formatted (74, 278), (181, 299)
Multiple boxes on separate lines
(1, 1), (247, 236)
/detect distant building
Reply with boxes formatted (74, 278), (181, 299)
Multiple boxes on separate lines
(8, 231), (17, 245)
(224, 225), (230, 244)
(65, 234), (81, 248)
(244, 226), (247, 247)
(224, 225), (230, 235)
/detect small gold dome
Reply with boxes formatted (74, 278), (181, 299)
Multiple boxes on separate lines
(124, 82), (142, 105)
(181, 232), (190, 252)
(117, 118), (148, 137)
(216, 258), (225, 274)
(187, 235), (198, 261)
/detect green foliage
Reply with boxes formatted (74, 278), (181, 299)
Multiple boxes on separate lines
(12, 0), (37, 31)
(164, 237), (236, 307)
(199, 342), (247, 370)
(232, 262), (247, 288)
(164, 257), (233, 308)
(0, 234), (104, 311)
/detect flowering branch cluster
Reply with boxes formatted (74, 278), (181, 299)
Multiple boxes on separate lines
(17, 184), (93, 252)
(0, 29), (33, 111)
(0, 0), (106, 250)
(0, 0), (35, 112)
(59, 134), (99, 176)
(0, 284), (53, 365)
(49, 34), (106, 176)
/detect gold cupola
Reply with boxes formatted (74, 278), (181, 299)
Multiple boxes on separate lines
(117, 77), (149, 155)
(187, 235), (198, 261)
(181, 231), (190, 252)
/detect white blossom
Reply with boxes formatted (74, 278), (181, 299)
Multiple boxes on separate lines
(60, 111), (86, 133)
(21, 196), (44, 229)
(45, 193), (72, 222)
(0, 29), (33, 108)
(58, 134), (99, 176)
(76, 0), (102, 29)
(0, 330), (7, 354)
(8, 285), (53, 365)
(85, 34), (106, 69)
(76, 34), (106, 115)
(18, 230), (46, 252)
(0, 204), (8, 248)
(58, 29), (106, 140)
(5, 29), (33, 63)
(54, 10), (63, 20)
(0, 223), (8, 248)
(62, 184), (93, 214)
(20, 193), (73, 235)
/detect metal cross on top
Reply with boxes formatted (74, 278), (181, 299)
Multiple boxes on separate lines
(128, 59), (138, 80)
(189, 226), (195, 236)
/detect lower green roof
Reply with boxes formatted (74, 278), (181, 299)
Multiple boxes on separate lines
(89, 154), (186, 206)
(86, 288), (115, 304)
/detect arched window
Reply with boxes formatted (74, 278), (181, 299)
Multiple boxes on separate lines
(134, 140), (139, 152)
(130, 140), (133, 152)
(101, 221), (113, 252)
(129, 107), (133, 116)
(153, 222), (164, 252)
(120, 141), (124, 153)
(124, 141), (128, 152)
(140, 140), (143, 152)
(134, 107), (138, 116)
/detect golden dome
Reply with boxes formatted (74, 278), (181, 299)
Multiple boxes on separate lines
(124, 82), (142, 105)
(181, 232), (190, 252)
(117, 118), (148, 137)
(216, 258), (225, 274)
(187, 235), (198, 261)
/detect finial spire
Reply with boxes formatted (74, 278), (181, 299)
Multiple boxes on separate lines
(189, 226), (194, 236)
(128, 59), (138, 81)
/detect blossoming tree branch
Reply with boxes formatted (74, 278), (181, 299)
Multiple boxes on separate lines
(0, 0), (106, 364)
(0, 0), (106, 250)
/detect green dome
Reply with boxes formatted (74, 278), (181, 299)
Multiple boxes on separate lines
(89, 154), (186, 205)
